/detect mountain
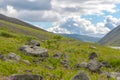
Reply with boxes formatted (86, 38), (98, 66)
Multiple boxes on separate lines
(0, 14), (45, 31)
(99, 25), (120, 46)
(60, 34), (101, 42)
(0, 14), (53, 40)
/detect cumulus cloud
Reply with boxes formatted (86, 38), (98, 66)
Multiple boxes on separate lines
(48, 15), (120, 37)
(0, 0), (52, 10)
(0, 0), (120, 21)
(104, 15), (120, 29)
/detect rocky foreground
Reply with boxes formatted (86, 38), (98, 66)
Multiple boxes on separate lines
(0, 40), (120, 80)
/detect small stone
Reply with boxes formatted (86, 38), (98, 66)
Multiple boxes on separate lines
(26, 40), (40, 46)
(71, 71), (89, 80)
(22, 60), (31, 65)
(88, 52), (98, 60)
(6, 52), (21, 61)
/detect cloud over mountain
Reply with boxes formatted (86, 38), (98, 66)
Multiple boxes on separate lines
(48, 16), (120, 37)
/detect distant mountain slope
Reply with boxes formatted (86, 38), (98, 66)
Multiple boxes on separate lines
(0, 14), (54, 40)
(99, 25), (120, 46)
(60, 34), (101, 42)
(0, 14), (45, 31)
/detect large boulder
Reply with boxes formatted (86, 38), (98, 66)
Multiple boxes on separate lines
(71, 71), (89, 80)
(10, 74), (44, 80)
(87, 59), (102, 73)
(19, 45), (48, 57)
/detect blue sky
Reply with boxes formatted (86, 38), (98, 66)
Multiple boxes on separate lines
(0, 0), (120, 37)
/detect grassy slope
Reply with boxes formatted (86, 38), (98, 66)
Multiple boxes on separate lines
(0, 20), (120, 80)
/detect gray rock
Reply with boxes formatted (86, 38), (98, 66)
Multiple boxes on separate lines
(87, 59), (101, 73)
(22, 60), (31, 65)
(60, 59), (69, 65)
(74, 62), (88, 69)
(6, 52), (21, 61)
(71, 71), (89, 80)
(10, 74), (44, 80)
(80, 62), (88, 68)
(26, 40), (40, 46)
(19, 45), (48, 57)
(53, 52), (61, 59)
(88, 52), (98, 60)
(0, 54), (4, 59)
(110, 72), (120, 80)
(101, 61), (111, 68)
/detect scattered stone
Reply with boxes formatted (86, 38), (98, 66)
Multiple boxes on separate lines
(19, 45), (48, 57)
(110, 72), (120, 80)
(22, 60), (31, 65)
(88, 52), (98, 60)
(44, 65), (54, 70)
(0, 54), (4, 59)
(6, 52), (21, 61)
(101, 61), (111, 68)
(80, 62), (88, 68)
(89, 46), (97, 49)
(60, 59), (69, 69)
(26, 40), (40, 46)
(33, 59), (40, 64)
(74, 62), (88, 69)
(87, 59), (102, 73)
(71, 71), (89, 80)
(60, 59), (69, 65)
(10, 74), (44, 80)
(74, 63), (81, 69)
(53, 52), (61, 59)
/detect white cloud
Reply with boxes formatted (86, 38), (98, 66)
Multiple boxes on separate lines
(104, 15), (120, 29)
(0, 0), (120, 21)
(0, 5), (18, 18)
(47, 15), (120, 37)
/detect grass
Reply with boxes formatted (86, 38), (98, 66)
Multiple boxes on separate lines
(0, 20), (120, 80)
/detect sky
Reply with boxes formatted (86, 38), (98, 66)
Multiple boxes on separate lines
(0, 0), (120, 37)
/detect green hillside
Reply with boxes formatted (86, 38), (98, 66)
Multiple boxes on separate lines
(0, 19), (120, 80)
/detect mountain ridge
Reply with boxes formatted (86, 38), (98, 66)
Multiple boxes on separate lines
(99, 25), (120, 46)
(60, 34), (101, 42)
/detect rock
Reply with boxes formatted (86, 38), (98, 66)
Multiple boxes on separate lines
(22, 60), (31, 65)
(71, 71), (89, 80)
(89, 46), (97, 49)
(60, 59), (69, 69)
(10, 74), (44, 80)
(110, 72), (120, 80)
(26, 40), (40, 46)
(19, 45), (48, 57)
(60, 59), (69, 65)
(0, 54), (4, 59)
(53, 52), (61, 59)
(74, 62), (88, 69)
(6, 52), (21, 61)
(87, 59), (102, 73)
(80, 62), (88, 68)
(101, 61), (111, 68)
(88, 52), (98, 60)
